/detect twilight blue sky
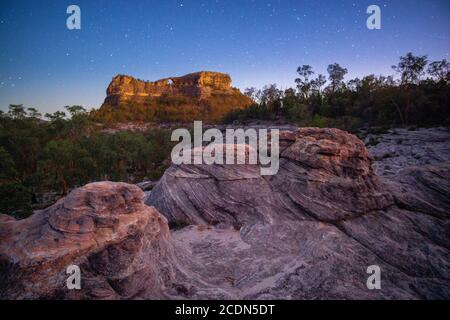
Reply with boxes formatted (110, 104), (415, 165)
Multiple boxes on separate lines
(0, 0), (449, 113)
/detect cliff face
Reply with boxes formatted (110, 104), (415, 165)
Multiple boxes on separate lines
(98, 71), (253, 122)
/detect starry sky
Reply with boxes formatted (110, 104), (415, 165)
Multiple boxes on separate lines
(0, 0), (449, 113)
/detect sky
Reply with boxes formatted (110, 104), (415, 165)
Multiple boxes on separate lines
(0, 0), (449, 114)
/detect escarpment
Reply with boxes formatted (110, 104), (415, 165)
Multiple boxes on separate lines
(96, 71), (253, 122)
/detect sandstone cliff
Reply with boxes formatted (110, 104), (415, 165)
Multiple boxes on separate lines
(96, 71), (253, 123)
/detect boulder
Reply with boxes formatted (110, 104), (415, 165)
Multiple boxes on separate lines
(147, 128), (394, 225)
(0, 182), (177, 299)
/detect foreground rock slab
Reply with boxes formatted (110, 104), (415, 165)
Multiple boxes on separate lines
(1, 128), (449, 299)
(148, 127), (450, 299)
(0, 182), (178, 299)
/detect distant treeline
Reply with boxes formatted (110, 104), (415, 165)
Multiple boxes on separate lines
(0, 106), (173, 218)
(223, 53), (450, 129)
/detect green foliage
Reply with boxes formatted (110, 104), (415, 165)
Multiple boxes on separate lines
(392, 52), (428, 85)
(222, 53), (450, 129)
(310, 114), (327, 128)
(0, 182), (32, 218)
(0, 147), (18, 181)
(0, 108), (173, 217)
(91, 92), (252, 124)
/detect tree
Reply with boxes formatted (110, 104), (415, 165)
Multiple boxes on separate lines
(260, 84), (282, 105)
(65, 105), (87, 117)
(295, 65), (314, 99)
(64, 105), (92, 138)
(392, 52), (428, 85)
(347, 78), (362, 92)
(38, 140), (95, 195)
(45, 111), (67, 122)
(326, 63), (348, 92)
(244, 87), (258, 101)
(27, 108), (42, 119)
(311, 74), (327, 94)
(260, 84), (283, 115)
(0, 182), (32, 218)
(391, 53), (429, 125)
(8, 104), (27, 119)
(0, 147), (18, 181)
(427, 59), (450, 83)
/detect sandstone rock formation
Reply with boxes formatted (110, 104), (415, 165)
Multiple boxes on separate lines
(148, 128), (394, 225)
(0, 182), (178, 299)
(97, 71), (253, 122)
(147, 127), (449, 299)
(1, 128), (449, 299)
(364, 127), (450, 222)
(105, 72), (236, 104)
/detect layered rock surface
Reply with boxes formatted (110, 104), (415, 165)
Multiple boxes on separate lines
(0, 182), (178, 299)
(105, 72), (236, 104)
(147, 127), (449, 299)
(1, 128), (449, 299)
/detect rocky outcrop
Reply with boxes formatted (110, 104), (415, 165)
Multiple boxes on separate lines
(0, 182), (178, 299)
(147, 128), (394, 225)
(98, 71), (253, 122)
(364, 127), (450, 222)
(364, 127), (450, 177)
(146, 127), (450, 299)
(105, 72), (235, 104)
(1, 128), (449, 300)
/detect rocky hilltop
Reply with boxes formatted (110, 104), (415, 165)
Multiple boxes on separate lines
(1, 128), (449, 299)
(95, 71), (253, 122)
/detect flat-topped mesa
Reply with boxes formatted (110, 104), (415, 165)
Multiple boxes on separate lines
(104, 71), (244, 106)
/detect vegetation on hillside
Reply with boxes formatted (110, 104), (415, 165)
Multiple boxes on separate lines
(91, 92), (252, 124)
(0, 106), (173, 218)
(223, 53), (450, 130)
